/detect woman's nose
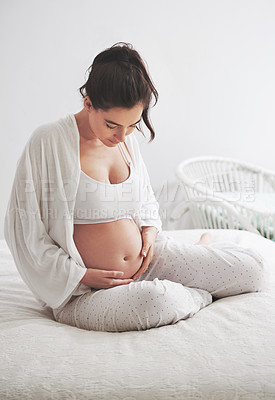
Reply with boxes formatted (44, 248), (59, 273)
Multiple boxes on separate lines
(114, 128), (127, 142)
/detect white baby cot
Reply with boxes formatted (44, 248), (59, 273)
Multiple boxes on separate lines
(172, 156), (275, 241)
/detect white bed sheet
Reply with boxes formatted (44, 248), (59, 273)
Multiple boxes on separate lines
(1, 229), (275, 400)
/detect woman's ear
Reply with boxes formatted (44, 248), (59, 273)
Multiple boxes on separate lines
(84, 96), (93, 112)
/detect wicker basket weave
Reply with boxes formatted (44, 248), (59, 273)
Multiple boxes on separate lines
(171, 156), (275, 241)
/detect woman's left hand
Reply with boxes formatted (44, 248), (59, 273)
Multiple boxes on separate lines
(132, 226), (158, 281)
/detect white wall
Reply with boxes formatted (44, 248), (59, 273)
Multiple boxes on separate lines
(1, 0), (275, 238)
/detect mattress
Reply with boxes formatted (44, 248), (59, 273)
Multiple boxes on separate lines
(1, 229), (275, 400)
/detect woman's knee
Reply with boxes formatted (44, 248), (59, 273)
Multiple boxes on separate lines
(241, 248), (269, 292)
(132, 279), (210, 326)
(130, 279), (186, 328)
(134, 278), (176, 310)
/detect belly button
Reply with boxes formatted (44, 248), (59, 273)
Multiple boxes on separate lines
(123, 256), (128, 261)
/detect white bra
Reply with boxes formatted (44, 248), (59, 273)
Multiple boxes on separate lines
(73, 142), (142, 224)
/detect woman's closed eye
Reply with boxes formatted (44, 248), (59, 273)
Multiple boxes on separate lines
(106, 123), (137, 130)
(106, 124), (116, 129)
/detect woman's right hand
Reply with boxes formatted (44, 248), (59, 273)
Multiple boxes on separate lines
(80, 268), (134, 289)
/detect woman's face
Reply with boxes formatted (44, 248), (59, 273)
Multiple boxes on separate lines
(84, 98), (144, 147)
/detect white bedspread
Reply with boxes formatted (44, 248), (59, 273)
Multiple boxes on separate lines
(1, 229), (275, 400)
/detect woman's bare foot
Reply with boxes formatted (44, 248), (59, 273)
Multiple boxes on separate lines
(195, 232), (212, 245)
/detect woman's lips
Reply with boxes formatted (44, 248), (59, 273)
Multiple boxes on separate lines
(109, 139), (120, 144)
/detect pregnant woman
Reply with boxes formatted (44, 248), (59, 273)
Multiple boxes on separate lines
(4, 42), (268, 332)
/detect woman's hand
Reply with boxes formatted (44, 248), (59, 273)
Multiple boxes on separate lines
(80, 268), (134, 289)
(132, 226), (158, 281)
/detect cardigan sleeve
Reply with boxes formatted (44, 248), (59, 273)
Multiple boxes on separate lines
(135, 155), (162, 233)
(128, 135), (162, 233)
(4, 132), (87, 309)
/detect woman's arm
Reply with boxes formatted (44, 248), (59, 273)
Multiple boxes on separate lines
(128, 134), (162, 234)
(136, 156), (162, 233)
(4, 124), (89, 310)
(4, 169), (87, 309)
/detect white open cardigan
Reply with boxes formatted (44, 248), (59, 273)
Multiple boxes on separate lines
(4, 114), (162, 310)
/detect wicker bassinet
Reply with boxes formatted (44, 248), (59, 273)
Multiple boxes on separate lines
(171, 156), (275, 241)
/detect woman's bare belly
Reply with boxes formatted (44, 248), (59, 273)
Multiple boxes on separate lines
(73, 218), (143, 279)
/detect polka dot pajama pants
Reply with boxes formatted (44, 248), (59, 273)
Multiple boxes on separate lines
(53, 231), (267, 332)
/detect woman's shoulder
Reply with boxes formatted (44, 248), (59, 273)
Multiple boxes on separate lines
(30, 114), (74, 143)
(26, 114), (76, 153)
